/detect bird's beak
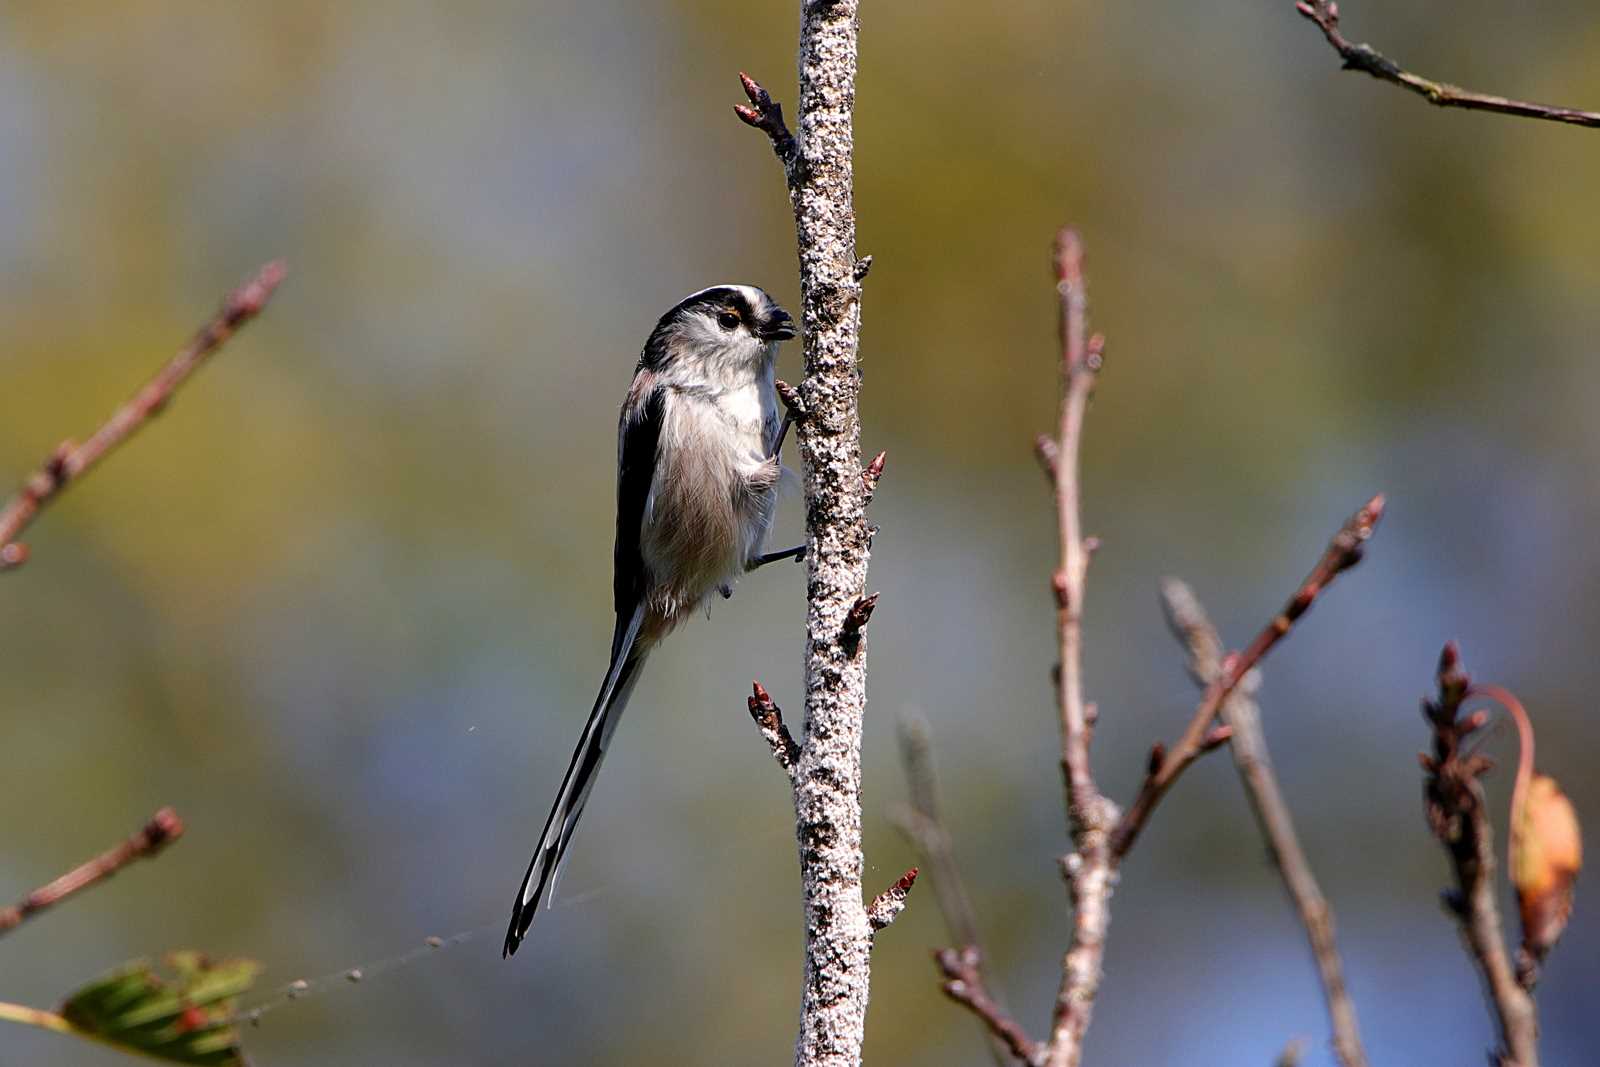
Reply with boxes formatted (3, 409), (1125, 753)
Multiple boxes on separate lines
(759, 309), (796, 341)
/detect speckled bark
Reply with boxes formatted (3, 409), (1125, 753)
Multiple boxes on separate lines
(788, 3), (872, 1065)
(738, 4), (873, 1061)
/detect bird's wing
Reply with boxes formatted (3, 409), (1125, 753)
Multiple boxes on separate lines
(612, 374), (664, 651)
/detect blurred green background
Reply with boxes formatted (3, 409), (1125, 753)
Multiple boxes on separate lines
(3, 2), (1599, 1064)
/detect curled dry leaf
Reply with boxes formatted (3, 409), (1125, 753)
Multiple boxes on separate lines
(1511, 773), (1582, 964)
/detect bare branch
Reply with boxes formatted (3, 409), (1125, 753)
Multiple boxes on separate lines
(936, 947), (1043, 1065)
(1033, 230), (1119, 1067)
(891, 712), (989, 958)
(1160, 579), (1369, 1067)
(748, 681), (801, 778)
(936, 230), (1384, 1067)
(0, 808), (184, 937)
(0, 262), (286, 570)
(1047, 229), (1104, 823)
(892, 711), (1013, 1066)
(1294, 1), (1600, 128)
(1422, 645), (1540, 1067)
(1111, 493), (1385, 860)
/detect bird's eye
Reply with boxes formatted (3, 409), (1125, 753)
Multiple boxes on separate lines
(717, 311), (741, 330)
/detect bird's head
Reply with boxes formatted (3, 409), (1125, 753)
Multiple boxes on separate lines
(640, 284), (794, 381)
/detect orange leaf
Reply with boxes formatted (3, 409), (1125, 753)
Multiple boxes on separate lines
(1512, 773), (1582, 963)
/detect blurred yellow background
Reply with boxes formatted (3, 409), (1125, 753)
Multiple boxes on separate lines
(3, 2), (1598, 1063)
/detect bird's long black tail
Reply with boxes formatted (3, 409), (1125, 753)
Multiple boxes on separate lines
(504, 608), (648, 956)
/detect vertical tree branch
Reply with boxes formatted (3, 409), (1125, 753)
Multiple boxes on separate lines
(1039, 230), (1118, 1067)
(736, 2), (873, 1062)
(0, 261), (286, 570)
(1160, 579), (1369, 1067)
(933, 228), (1383, 1066)
(1424, 645), (1540, 1067)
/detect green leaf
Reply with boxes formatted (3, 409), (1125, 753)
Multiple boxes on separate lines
(59, 953), (260, 1066)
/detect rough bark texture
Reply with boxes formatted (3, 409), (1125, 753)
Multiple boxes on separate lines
(789, 3), (872, 1058)
(742, 3), (873, 1063)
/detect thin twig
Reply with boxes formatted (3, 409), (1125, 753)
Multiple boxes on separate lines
(891, 711), (1014, 1067)
(1048, 229), (1102, 822)
(0, 808), (184, 937)
(748, 681), (801, 778)
(1422, 645), (1539, 1067)
(1111, 493), (1385, 860)
(1466, 683), (1562, 991)
(0, 261), (286, 570)
(1160, 579), (1369, 1067)
(891, 712), (989, 959)
(935, 947), (1043, 1065)
(1294, 1), (1600, 128)
(0, 1001), (75, 1034)
(734, 71), (800, 175)
(866, 867), (918, 932)
(1039, 230), (1118, 1067)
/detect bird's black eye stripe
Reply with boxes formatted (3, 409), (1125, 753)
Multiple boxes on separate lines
(717, 310), (741, 330)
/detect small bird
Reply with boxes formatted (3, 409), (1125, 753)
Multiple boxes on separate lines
(504, 284), (798, 956)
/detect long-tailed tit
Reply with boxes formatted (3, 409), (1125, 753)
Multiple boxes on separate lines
(504, 284), (798, 956)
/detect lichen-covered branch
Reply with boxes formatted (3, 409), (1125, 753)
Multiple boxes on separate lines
(1160, 579), (1369, 1067)
(1423, 645), (1540, 1067)
(1294, 1), (1600, 128)
(0, 808), (184, 937)
(735, 2), (878, 1062)
(0, 261), (286, 571)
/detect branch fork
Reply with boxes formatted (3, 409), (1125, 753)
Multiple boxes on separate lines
(921, 230), (1386, 1067)
(734, 72), (801, 177)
